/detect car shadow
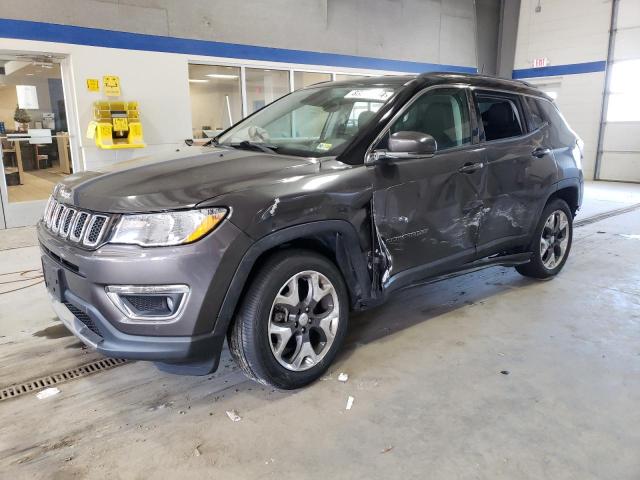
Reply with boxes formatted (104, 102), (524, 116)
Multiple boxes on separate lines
(338, 265), (535, 361)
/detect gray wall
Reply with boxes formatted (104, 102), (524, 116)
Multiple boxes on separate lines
(475, 0), (500, 75)
(496, 0), (520, 79)
(2, 0), (480, 68)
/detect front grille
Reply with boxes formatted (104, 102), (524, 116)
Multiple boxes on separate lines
(63, 301), (102, 337)
(43, 196), (111, 249)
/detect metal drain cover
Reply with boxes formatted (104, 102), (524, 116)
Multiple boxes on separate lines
(0, 357), (128, 401)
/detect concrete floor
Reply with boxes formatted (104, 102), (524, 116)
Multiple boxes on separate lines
(1, 181), (639, 479)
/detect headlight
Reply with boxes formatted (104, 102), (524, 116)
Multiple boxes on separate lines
(110, 208), (227, 247)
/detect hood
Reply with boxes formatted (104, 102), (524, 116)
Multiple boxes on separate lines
(58, 147), (319, 213)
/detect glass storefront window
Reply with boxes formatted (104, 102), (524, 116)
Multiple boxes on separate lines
(188, 64), (242, 138)
(293, 71), (332, 90)
(245, 68), (290, 114)
(0, 60), (73, 204)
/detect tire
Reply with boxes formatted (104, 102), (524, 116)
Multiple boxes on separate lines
(516, 198), (573, 279)
(228, 249), (349, 389)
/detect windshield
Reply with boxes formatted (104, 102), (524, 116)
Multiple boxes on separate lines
(216, 84), (400, 157)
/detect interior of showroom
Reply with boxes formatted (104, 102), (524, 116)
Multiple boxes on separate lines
(1, 1), (640, 479)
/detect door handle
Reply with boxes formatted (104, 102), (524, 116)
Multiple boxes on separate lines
(532, 147), (551, 158)
(458, 162), (484, 174)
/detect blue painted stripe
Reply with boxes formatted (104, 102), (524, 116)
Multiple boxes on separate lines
(512, 61), (606, 79)
(0, 18), (476, 74)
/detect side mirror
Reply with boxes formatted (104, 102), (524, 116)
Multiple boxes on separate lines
(388, 131), (437, 156)
(369, 131), (437, 163)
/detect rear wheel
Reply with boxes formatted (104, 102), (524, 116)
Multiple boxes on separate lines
(516, 198), (573, 279)
(228, 250), (348, 389)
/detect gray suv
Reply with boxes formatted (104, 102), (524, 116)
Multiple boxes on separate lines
(39, 73), (583, 389)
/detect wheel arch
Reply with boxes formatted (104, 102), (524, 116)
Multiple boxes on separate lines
(212, 220), (372, 338)
(548, 179), (582, 216)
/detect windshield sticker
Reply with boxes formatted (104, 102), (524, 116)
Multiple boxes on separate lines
(316, 143), (332, 151)
(345, 88), (394, 101)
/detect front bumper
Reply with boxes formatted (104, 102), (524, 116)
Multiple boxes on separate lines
(38, 219), (252, 367)
(49, 291), (223, 361)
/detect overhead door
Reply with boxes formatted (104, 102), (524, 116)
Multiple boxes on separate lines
(598, 0), (640, 182)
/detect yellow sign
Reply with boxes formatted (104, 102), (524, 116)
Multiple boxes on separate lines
(99, 124), (112, 138)
(103, 75), (121, 96)
(112, 117), (128, 131)
(86, 78), (99, 92)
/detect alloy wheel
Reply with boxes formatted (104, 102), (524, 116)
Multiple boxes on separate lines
(268, 270), (340, 371)
(540, 210), (569, 270)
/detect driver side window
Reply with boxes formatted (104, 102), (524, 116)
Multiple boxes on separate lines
(381, 88), (472, 151)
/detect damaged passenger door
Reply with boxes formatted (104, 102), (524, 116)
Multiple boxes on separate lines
(472, 91), (555, 257)
(368, 86), (485, 290)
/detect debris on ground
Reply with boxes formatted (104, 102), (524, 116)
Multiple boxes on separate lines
(500, 370), (510, 375)
(338, 372), (349, 382)
(226, 410), (242, 422)
(36, 387), (60, 400)
(346, 395), (354, 410)
(381, 446), (394, 454)
(194, 445), (202, 457)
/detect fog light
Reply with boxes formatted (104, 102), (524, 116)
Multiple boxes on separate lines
(105, 285), (189, 323)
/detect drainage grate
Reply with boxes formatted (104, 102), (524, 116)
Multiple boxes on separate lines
(0, 357), (128, 402)
(575, 202), (640, 228)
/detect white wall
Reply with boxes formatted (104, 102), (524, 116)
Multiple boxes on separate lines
(513, 0), (612, 180)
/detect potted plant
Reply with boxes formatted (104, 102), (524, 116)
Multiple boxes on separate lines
(14, 105), (31, 132)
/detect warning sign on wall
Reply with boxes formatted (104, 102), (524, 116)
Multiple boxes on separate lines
(103, 75), (121, 96)
(86, 78), (100, 92)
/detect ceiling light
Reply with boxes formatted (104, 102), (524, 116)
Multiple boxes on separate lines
(205, 74), (238, 79)
(189, 79), (209, 83)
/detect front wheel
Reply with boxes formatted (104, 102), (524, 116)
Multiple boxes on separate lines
(516, 198), (573, 279)
(228, 250), (349, 389)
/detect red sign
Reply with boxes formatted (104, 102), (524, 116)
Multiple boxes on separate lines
(532, 57), (549, 68)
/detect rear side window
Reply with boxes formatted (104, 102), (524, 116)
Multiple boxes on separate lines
(536, 98), (575, 145)
(477, 94), (524, 141)
(388, 88), (472, 151)
(523, 96), (546, 131)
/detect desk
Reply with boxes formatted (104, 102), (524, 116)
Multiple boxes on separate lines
(2, 134), (71, 185)
(2, 140), (24, 185)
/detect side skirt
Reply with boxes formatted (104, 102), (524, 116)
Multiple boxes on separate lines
(382, 252), (532, 297)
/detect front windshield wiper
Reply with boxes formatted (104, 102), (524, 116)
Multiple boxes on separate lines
(203, 136), (219, 147)
(226, 140), (279, 154)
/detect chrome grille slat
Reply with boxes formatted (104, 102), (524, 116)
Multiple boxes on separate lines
(70, 212), (90, 242)
(43, 196), (55, 222)
(51, 204), (66, 233)
(45, 199), (58, 228)
(60, 208), (76, 238)
(83, 215), (108, 247)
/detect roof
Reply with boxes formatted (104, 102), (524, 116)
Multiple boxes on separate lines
(322, 72), (548, 99)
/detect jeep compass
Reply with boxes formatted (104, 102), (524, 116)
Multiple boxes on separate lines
(39, 73), (583, 389)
